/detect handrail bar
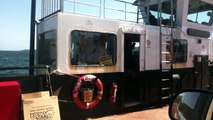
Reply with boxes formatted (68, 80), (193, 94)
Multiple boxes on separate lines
(0, 65), (53, 95)
(105, 7), (137, 14)
(114, 0), (133, 4)
(39, 10), (61, 21)
(0, 66), (50, 71)
(66, 0), (101, 8)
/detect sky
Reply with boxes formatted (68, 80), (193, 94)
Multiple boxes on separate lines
(0, 0), (211, 51)
(0, 0), (31, 50)
(0, 0), (135, 51)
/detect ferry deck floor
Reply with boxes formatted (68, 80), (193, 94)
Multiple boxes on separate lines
(89, 106), (169, 120)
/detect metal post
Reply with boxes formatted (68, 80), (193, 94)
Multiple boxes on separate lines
(44, 0), (47, 16)
(41, 0), (44, 18)
(103, 0), (105, 18)
(137, 6), (139, 23)
(56, 0), (58, 11)
(47, 0), (49, 15)
(60, 0), (64, 12)
(99, 0), (101, 18)
(73, 0), (75, 13)
(29, 0), (36, 75)
(125, 2), (127, 21)
(51, 0), (53, 13)
(146, 0), (150, 25)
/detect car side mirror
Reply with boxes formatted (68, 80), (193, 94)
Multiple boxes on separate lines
(169, 89), (213, 120)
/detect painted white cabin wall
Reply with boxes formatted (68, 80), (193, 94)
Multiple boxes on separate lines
(57, 13), (140, 74)
(57, 14), (70, 74)
(145, 26), (160, 70)
(175, 0), (213, 68)
(140, 34), (146, 71)
(37, 8), (212, 74)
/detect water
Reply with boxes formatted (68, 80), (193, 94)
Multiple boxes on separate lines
(0, 50), (29, 76)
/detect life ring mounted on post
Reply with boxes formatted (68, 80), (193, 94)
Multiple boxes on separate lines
(72, 74), (103, 109)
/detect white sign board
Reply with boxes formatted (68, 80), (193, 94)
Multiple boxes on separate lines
(23, 96), (61, 120)
(22, 91), (50, 100)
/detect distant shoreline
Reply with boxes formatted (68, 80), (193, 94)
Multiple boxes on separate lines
(0, 50), (30, 52)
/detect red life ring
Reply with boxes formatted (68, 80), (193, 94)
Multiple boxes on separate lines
(72, 74), (103, 109)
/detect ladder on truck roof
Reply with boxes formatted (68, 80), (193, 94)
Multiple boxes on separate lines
(158, 0), (174, 105)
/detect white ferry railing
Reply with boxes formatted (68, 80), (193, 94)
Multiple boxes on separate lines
(41, 0), (61, 18)
(39, 0), (137, 22)
(63, 0), (102, 17)
(104, 0), (137, 22)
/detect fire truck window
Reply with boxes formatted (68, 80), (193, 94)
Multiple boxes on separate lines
(71, 30), (117, 66)
(173, 39), (188, 63)
(37, 31), (56, 66)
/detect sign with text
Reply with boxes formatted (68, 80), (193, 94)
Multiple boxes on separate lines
(23, 96), (61, 120)
(99, 55), (113, 66)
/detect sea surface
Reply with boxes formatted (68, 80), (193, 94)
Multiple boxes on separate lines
(0, 50), (29, 76)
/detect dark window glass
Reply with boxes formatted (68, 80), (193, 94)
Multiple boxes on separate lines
(149, 0), (177, 26)
(37, 31), (56, 66)
(71, 30), (117, 66)
(173, 39), (188, 63)
(187, 0), (213, 26)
